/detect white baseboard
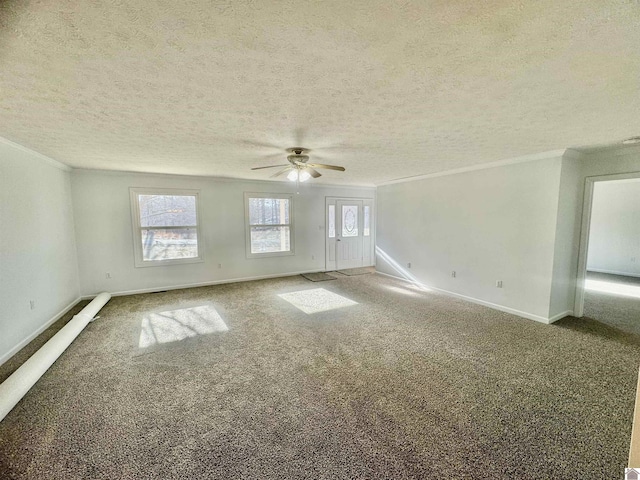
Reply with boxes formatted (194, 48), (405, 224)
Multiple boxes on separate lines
(375, 271), (556, 324)
(0, 296), (82, 367)
(587, 268), (640, 278)
(81, 269), (323, 300)
(548, 310), (574, 323)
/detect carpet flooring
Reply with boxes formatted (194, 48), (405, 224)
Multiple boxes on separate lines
(585, 271), (640, 336)
(1, 273), (639, 479)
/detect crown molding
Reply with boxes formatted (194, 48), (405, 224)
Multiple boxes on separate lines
(0, 136), (72, 171)
(562, 148), (586, 160)
(376, 149), (567, 187)
(71, 167), (375, 190)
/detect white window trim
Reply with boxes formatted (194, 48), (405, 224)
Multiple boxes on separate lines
(130, 187), (204, 268)
(244, 192), (295, 258)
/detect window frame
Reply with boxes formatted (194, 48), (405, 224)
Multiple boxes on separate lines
(244, 192), (295, 258)
(130, 187), (204, 268)
(363, 205), (371, 237)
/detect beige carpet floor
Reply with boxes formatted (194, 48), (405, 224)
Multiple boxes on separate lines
(1, 272), (639, 479)
(584, 271), (640, 336)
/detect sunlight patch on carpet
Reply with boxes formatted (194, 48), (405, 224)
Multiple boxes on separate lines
(278, 288), (358, 314)
(139, 304), (228, 348)
(585, 279), (640, 299)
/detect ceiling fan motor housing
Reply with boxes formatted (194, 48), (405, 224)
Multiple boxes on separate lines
(287, 154), (309, 164)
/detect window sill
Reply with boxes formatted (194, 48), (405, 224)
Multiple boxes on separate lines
(134, 257), (205, 268)
(246, 250), (295, 259)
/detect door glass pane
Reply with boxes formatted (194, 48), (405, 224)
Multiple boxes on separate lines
(250, 226), (290, 253)
(342, 205), (358, 237)
(249, 198), (290, 225)
(328, 205), (335, 238)
(141, 228), (198, 261)
(364, 206), (370, 236)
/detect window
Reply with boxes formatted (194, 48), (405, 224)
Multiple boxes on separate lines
(328, 205), (336, 238)
(245, 193), (294, 257)
(364, 205), (370, 236)
(130, 188), (203, 267)
(342, 204), (358, 237)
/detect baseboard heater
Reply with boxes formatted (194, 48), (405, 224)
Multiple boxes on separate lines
(0, 292), (111, 423)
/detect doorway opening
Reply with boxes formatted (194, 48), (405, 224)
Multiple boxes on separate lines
(575, 174), (640, 334)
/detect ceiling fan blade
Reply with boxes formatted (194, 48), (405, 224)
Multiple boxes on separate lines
(305, 163), (345, 172)
(270, 166), (292, 178)
(251, 164), (289, 170)
(305, 167), (322, 178)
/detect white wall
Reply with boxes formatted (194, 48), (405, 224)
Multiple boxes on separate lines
(549, 153), (584, 318)
(71, 170), (375, 296)
(376, 156), (564, 322)
(581, 146), (640, 179)
(587, 179), (640, 277)
(551, 146), (640, 316)
(0, 139), (80, 364)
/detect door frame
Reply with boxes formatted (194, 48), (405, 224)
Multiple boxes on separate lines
(325, 196), (374, 272)
(574, 171), (640, 317)
(336, 199), (364, 270)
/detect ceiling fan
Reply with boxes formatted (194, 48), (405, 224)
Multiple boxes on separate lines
(251, 148), (345, 182)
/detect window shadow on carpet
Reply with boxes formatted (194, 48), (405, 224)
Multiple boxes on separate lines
(139, 304), (228, 348)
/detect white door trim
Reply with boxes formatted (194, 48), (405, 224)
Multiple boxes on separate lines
(336, 199), (364, 270)
(325, 196), (374, 272)
(574, 171), (640, 317)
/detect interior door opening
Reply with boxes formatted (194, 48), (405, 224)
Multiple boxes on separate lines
(576, 176), (640, 335)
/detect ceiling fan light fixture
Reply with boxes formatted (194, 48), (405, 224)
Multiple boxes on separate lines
(299, 169), (311, 182)
(252, 146), (344, 181)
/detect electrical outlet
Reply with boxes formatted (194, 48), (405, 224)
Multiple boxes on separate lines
(105, 272), (112, 279)
(217, 263), (222, 269)
(496, 280), (503, 288)
(451, 271), (456, 278)
(407, 262), (411, 269)
(311, 255), (315, 260)
(632, 257), (637, 263)
(29, 300), (35, 310)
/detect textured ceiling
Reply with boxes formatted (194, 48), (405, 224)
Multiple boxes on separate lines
(1, 1), (639, 185)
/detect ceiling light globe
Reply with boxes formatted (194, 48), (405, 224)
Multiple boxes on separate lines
(299, 170), (311, 182)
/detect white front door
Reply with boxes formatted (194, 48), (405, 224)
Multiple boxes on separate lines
(336, 200), (364, 270)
